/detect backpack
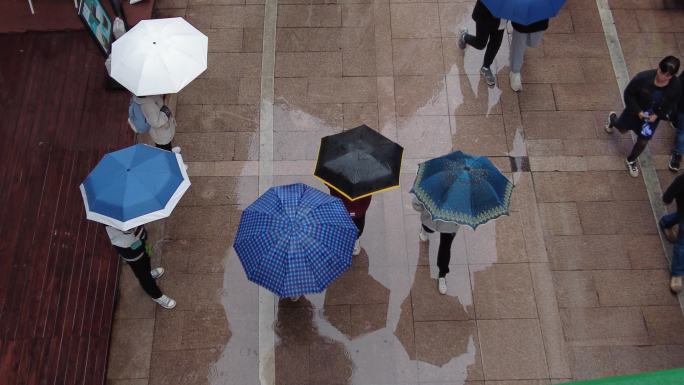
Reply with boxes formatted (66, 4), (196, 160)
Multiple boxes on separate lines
(128, 100), (150, 134)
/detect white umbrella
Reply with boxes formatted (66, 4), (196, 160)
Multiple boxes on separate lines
(111, 17), (208, 96)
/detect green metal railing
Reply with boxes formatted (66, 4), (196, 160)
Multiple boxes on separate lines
(566, 368), (684, 384)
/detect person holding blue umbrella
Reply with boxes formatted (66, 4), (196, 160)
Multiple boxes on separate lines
(509, 18), (549, 92)
(80, 144), (191, 309)
(411, 151), (514, 294)
(234, 183), (358, 300)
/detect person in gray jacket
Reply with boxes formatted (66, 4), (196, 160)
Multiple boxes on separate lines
(412, 195), (460, 295)
(130, 95), (178, 152)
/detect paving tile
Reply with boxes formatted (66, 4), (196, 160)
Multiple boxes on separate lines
(547, 9), (573, 33)
(275, 52), (342, 77)
(552, 271), (599, 308)
(464, 212), (528, 264)
(343, 103), (379, 129)
(309, 341), (354, 384)
(411, 266), (473, 321)
(478, 319), (549, 380)
(576, 201), (658, 235)
(394, 75), (448, 116)
(553, 84), (622, 111)
(438, 3), (473, 38)
(390, 3), (441, 38)
(451, 114), (505, 137)
(607, 171), (650, 201)
(107, 379), (149, 385)
(243, 27), (264, 52)
(570, 346), (617, 380)
(276, 28), (337, 52)
(642, 305), (684, 345)
(485, 381), (550, 385)
(174, 132), (236, 161)
(533, 171), (613, 202)
(542, 33), (608, 58)
(619, 32), (679, 58)
(623, 235), (669, 269)
(204, 52), (262, 78)
(205, 28), (243, 52)
(273, 102), (343, 132)
(569, 8), (604, 33)
(612, 9), (640, 34)
(471, 263), (537, 319)
(275, 343), (309, 385)
(446, 75), (503, 116)
(518, 84), (556, 111)
(350, 303), (389, 338)
(342, 3), (373, 27)
(167, 205), (235, 240)
(277, 5), (341, 27)
(324, 266), (390, 305)
(107, 318), (155, 380)
(580, 57), (617, 85)
(520, 57), (585, 84)
(593, 269), (678, 307)
(572, 345), (684, 380)
(397, 115), (452, 158)
(273, 131), (325, 160)
(521, 111), (597, 140)
(323, 305), (351, 338)
(636, 10), (684, 33)
(538, 203), (583, 236)
(233, 131), (260, 160)
(343, 48), (376, 76)
(546, 235), (632, 271)
(177, 78), (239, 105)
(395, 294), (416, 360)
(176, 104), (260, 133)
(308, 77), (377, 103)
(414, 320), (483, 377)
(158, 271), (226, 311)
(393, 38), (445, 75)
(149, 348), (222, 385)
(561, 307), (648, 346)
(161, 238), (233, 275)
(179, 176), (258, 206)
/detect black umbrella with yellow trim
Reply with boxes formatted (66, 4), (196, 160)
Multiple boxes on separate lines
(314, 125), (403, 201)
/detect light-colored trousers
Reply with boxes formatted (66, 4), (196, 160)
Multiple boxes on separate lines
(510, 29), (545, 73)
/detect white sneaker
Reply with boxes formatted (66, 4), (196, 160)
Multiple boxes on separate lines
(438, 277), (447, 295)
(353, 239), (361, 256)
(153, 294), (176, 309)
(510, 72), (522, 92)
(172, 146), (181, 153)
(150, 267), (165, 280)
(626, 159), (639, 178)
(419, 227), (429, 242)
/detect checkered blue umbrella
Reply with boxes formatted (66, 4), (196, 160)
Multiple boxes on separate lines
(233, 183), (358, 297)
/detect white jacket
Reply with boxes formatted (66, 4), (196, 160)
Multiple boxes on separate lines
(411, 195), (461, 234)
(132, 95), (176, 145)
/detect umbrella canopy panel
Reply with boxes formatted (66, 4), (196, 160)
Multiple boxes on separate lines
(315, 124), (403, 201)
(80, 144), (190, 230)
(111, 17), (208, 96)
(481, 0), (565, 25)
(234, 183), (358, 297)
(411, 151), (513, 229)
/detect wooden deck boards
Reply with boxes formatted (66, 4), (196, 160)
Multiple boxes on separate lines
(0, 31), (133, 384)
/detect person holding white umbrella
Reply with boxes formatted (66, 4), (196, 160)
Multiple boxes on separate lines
(128, 94), (179, 152)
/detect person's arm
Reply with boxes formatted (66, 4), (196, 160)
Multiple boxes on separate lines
(623, 74), (644, 117)
(661, 81), (682, 121)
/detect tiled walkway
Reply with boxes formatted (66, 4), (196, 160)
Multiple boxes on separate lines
(107, 0), (684, 384)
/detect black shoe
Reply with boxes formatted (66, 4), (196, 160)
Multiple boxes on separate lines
(605, 111), (617, 133)
(669, 153), (681, 172)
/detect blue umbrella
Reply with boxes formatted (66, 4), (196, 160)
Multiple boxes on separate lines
(80, 144), (190, 231)
(481, 0), (565, 25)
(234, 183), (358, 297)
(410, 151), (513, 229)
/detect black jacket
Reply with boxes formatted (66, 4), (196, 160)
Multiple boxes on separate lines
(624, 69), (681, 120)
(472, 0), (500, 30)
(512, 19), (549, 33)
(664, 173), (684, 216)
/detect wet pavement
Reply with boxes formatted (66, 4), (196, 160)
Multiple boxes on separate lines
(106, 0), (684, 384)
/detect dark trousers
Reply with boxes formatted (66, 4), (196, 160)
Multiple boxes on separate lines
(464, 23), (505, 68)
(422, 225), (456, 277)
(615, 110), (657, 162)
(155, 142), (173, 151)
(352, 216), (366, 239)
(126, 253), (162, 299)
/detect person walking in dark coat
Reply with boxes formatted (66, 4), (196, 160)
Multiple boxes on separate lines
(660, 173), (684, 293)
(605, 56), (681, 178)
(667, 72), (684, 171)
(457, 0), (506, 88)
(509, 19), (549, 92)
(329, 187), (371, 256)
(105, 225), (176, 308)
